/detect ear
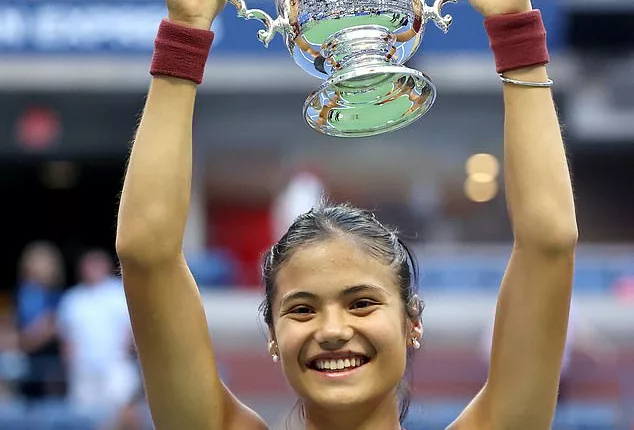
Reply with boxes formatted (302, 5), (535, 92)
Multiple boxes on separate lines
(406, 294), (424, 338)
(408, 294), (424, 317)
(268, 330), (278, 355)
(411, 320), (423, 341)
(407, 315), (423, 339)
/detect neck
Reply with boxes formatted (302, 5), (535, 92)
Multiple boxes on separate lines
(303, 394), (402, 430)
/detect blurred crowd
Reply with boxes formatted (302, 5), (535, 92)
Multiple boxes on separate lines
(0, 242), (146, 430)
(0, 169), (326, 429)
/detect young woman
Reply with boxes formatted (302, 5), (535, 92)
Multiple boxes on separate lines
(115, 0), (578, 429)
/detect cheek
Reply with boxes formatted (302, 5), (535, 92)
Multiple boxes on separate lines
(275, 323), (313, 391)
(375, 306), (408, 338)
(275, 322), (306, 361)
(370, 312), (409, 360)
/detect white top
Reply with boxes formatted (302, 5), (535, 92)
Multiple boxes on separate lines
(57, 277), (132, 374)
(272, 170), (325, 240)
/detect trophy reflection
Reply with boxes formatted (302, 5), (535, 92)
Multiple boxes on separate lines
(229, 0), (456, 137)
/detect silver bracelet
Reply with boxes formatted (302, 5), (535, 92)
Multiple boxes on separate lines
(498, 73), (554, 88)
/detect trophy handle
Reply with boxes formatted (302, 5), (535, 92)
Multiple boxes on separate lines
(228, 0), (287, 47)
(423, 0), (457, 33)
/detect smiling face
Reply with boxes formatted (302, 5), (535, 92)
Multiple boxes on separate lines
(270, 236), (418, 412)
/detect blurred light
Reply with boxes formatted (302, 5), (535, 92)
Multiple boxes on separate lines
(15, 106), (62, 152)
(470, 172), (495, 183)
(466, 153), (500, 178)
(39, 161), (79, 190)
(464, 177), (498, 203)
(465, 153), (500, 203)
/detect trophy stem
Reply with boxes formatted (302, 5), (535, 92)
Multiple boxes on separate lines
(321, 25), (397, 81)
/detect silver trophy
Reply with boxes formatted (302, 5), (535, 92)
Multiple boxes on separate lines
(228, 0), (456, 137)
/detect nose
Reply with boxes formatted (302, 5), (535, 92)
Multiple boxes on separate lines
(314, 307), (354, 349)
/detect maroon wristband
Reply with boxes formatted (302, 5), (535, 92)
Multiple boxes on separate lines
(484, 10), (550, 74)
(150, 19), (215, 85)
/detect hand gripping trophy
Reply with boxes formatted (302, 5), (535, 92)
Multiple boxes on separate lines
(228, 0), (456, 137)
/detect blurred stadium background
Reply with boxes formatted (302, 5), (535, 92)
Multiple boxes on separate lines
(1, 0), (634, 429)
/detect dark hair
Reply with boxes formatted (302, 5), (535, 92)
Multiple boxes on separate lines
(260, 200), (423, 425)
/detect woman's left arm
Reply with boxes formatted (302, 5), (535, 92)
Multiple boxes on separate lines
(484, 64), (577, 430)
(451, 8), (578, 430)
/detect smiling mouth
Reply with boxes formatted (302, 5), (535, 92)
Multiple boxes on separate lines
(308, 356), (370, 373)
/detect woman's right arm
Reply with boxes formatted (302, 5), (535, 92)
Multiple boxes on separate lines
(115, 20), (267, 430)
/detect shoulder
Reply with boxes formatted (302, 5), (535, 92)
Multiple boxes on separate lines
(224, 389), (270, 430)
(101, 278), (129, 312)
(59, 287), (80, 305)
(57, 287), (85, 315)
(445, 389), (491, 430)
(102, 277), (125, 296)
(226, 406), (269, 430)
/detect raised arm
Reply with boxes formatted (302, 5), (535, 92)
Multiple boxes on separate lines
(115, 2), (266, 429)
(452, 3), (578, 430)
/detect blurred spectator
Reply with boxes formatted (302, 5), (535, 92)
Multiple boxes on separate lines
(480, 300), (617, 403)
(271, 168), (325, 240)
(105, 389), (149, 430)
(613, 275), (634, 303)
(0, 294), (20, 402)
(57, 249), (139, 421)
(15, 241), (66, 401)
(187, 248), (239, 287)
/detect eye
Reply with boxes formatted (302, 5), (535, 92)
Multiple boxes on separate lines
(289, 305), (314, 315)
(350, 299), (377, 310)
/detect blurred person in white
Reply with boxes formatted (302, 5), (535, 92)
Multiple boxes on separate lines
(272, 167), (325, 241)
(57, 249), (139, 419)
(116, 1), (579, 430)
(480, 300), (618, 404)
(15, 241), (66, 401)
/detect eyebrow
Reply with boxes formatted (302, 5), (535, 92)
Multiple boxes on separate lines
(279, 284), (387, 307)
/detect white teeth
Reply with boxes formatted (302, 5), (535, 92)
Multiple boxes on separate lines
(313, 357), (366, 372)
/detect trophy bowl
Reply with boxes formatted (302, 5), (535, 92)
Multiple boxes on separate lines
(228, 0), (456, 137)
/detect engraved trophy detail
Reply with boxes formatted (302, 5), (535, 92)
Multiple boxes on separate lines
(228, 0), (456, 137)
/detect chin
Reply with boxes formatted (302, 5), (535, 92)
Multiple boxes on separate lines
(297, 370), (396, 411)
(304, 386), (374, 410)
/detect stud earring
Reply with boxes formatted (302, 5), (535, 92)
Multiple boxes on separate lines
(412, 338), (421, 350)
(268, 339), (279, 363)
